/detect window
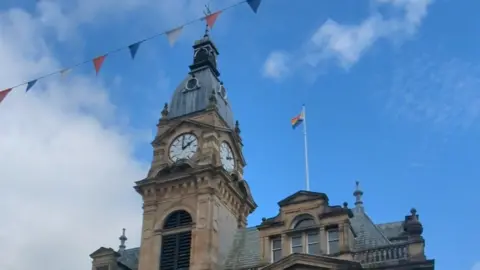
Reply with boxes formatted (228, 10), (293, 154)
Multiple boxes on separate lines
(289, 217), (320, 255)
(160, 210), (192, 270)
(307, 231), (320, 255)
(271, 237), (282, 262)
(291, 234), (302, 253)
(327, 229), (340, 254)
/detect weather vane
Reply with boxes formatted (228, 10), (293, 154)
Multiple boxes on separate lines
(203, 2), (212, 36)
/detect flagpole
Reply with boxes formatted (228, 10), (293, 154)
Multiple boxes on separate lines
(302, 104), (310, 191)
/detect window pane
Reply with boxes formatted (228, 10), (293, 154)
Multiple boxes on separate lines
(307, 231), (319, 244)
(292, 246), (303, 253)
(295, 218), (315, 229)
(328, 229), (339, 241)
(291, 235), (302, 246)
(272, 238), (282, 250)
(308, 243), (320, 255)
(273, 249), (282, 262)
(328, 240), (339, 254)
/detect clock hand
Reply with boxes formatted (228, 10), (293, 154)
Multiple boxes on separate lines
(182, 140), (193, 150)
(226, 156), (233, 160)
(182, 136), (185, 148)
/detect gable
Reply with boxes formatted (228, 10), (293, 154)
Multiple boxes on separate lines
(89, 247), (120, 258)
(278, 191), (329, 207)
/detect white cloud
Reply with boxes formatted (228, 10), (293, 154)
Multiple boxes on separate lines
(262, 0), (433, 77)
(262, 51), (290, 79)
(0, 6), (147, 270)
(306, 0), (432, 68)
(472, 262), (480, 270)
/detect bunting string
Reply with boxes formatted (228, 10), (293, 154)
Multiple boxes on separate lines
(0, 0), (262, 104)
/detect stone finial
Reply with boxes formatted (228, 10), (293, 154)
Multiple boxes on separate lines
(343, 202), (348, 209)
(235, 120), (241, 135)
(261, 217), (267, 222)
(353, 181), (364, 208)
(161, 103), (169, 118)
(406, 208), (423, 236)
(119, 228), (127, 252)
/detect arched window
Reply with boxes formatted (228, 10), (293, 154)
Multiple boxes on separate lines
(290, 216), (320, 255)
(160, 210), (192, 270)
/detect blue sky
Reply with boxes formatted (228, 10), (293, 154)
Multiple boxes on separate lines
(0, 0), (478, 270)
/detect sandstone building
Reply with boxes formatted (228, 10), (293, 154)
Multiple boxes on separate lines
(89, 32), (435, 270)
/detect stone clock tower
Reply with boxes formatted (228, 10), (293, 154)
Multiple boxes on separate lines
(133, 31), (257, 270)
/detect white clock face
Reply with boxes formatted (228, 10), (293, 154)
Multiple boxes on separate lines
(169, 133), (198, 162)
(220, 142), (235, 172)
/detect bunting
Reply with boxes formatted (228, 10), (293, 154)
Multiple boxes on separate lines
(0, 0), (263, 107)
(128, 42), (142, 59)
(0, 88), (12, 104)
(166, 27), (183, 47)
(93, 55), (107, 75)
(247, 0), (262, 13)
(26, 80), (37, 92)
(205, 12), (221, 29)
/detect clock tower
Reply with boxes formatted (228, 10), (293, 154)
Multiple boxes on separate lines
(134, 31), (257, 270)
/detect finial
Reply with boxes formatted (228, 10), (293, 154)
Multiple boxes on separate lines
(119, 228), (127, 252)
(203, 4), (212, 38)
(261, 217), (266, 222)
(235, 120), (241, 135)
(410, 208), (417, 220)
(343, 202), (348, 209)
(353, 180), (364, 208)
(405, 208), (423, 236)
(161, 103), (169, 118)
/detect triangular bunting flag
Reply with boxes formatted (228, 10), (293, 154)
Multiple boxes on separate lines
(128, 42), (142, 59)
(247, 0), (262, 13)
(166, 26), (183, 47)
(205, 12), (221, 29)
(0, 88), (12, 104)
(60, 68), (71, 78)
(93, 55), (107, 75)
(26, 80), (37, 92)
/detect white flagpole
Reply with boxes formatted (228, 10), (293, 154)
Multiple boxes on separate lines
(302, 105), (310, 191)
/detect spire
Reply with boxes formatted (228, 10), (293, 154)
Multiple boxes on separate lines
(119, 228), (127, 252)
(353, 181), (364, 209)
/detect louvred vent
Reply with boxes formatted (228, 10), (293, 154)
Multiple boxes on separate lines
(163, 210), (192, 229)
(160, 210), (192, 270)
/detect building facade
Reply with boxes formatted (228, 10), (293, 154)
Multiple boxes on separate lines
(89, 32), (435, 270)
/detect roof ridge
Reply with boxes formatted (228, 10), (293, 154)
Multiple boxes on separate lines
(362, 211), (392, 245)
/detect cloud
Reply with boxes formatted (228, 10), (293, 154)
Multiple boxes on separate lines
(262, 0), (433, 78)
(385, 57), (480, 129)
(0, 6), (147, 270)
(472, 262), (480, 270)
(33, 0), (234, 42)
(262, 51), (291, 80)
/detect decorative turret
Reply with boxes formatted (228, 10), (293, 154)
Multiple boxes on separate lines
(353, 181), (364, 209)
(119, 228), (127, 253)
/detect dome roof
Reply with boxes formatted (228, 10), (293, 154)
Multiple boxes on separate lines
(167, 34), (234, 128)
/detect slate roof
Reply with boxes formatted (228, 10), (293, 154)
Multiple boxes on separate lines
(117, 248), (139, 270)
(114, 205), (408, 270)
(349, 206), (391, 250)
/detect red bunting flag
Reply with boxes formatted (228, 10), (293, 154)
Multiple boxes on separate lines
(0, 88), (12, 104)
(205, 11), (221, 29)
(93, 55), (107, 75)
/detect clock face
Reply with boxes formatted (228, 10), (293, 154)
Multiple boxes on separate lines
(169, 133), (198, 162)
(220, 141), (235, 172)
